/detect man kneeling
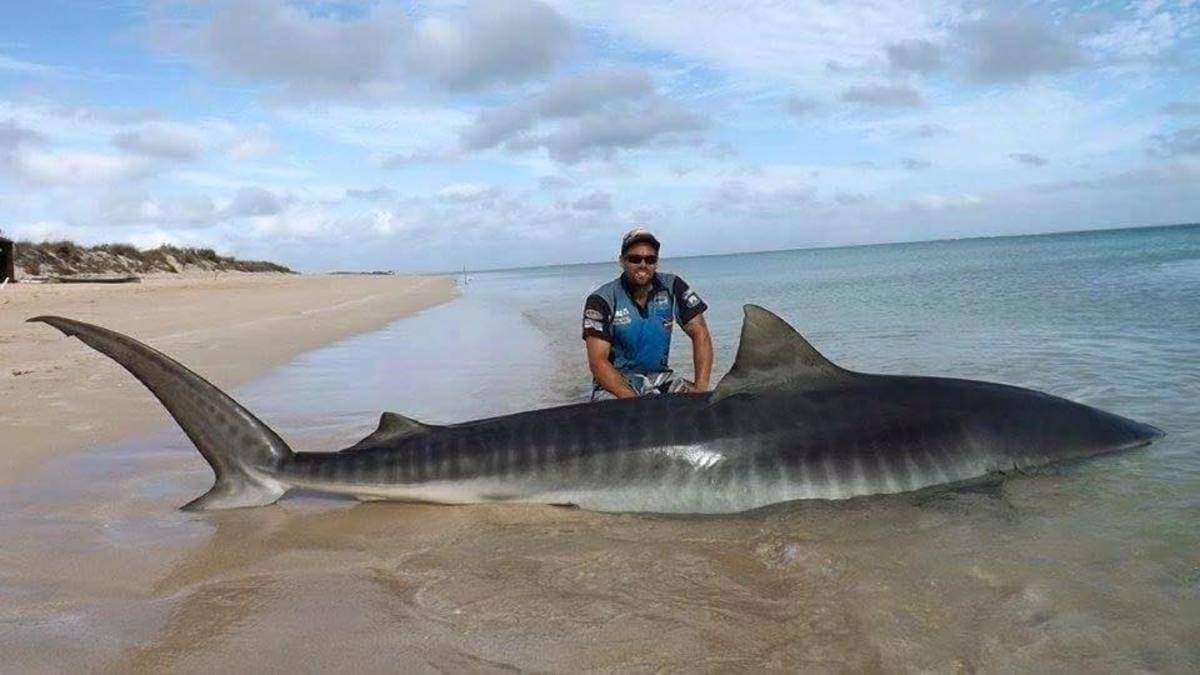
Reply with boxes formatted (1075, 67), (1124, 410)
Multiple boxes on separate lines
(582, 228), (713, 401)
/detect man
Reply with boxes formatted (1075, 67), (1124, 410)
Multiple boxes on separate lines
(582, 228), (713, 400)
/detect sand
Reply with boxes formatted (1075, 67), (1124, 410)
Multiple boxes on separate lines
(0, 272), (456, 483)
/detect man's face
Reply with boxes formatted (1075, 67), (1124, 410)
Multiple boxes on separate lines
(620, 242), (658, 286)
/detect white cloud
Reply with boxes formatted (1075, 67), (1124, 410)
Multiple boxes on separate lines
(225, 186), (285, 216)
(278, 103), (471, 155)
(407, 0), (572, 90)
(5, 149), (152, 186)
(906, 192), (983, 211)
(98, 192), (218, 226)
(886, 39), (942, 74)
(194, 0), (405, 101)
(460, 68), (653, 150)
(841, 83), (923, 107)
(226, 129), (278, 160)
(437, 182), (499, 202)
(958, 15), (1082, 84)
(0, 53), (58, 75)
(553, 0), (961, 82)
(113, 123), (204, 161)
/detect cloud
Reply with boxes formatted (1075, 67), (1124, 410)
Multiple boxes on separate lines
(436, 182), (500, 202)
(785, 96), (819, 116)
(536, 68), (651, 118)
(538, 175), (575, 191)
(542, 103), (705, 163)
(457, 69), (702, 163)
(1162, 102), (1200, 116)
(886, 39), (942, 74)
(1083, 3), (1197, 61)
(841, 83), (922, 107)
(460, 68), (652, 151)
(346, 187), (396, 201)
(1009, 152), (1048, 166)
(1148, 126), (1200, 158)
(112, 123), (204, 161)
(5, 149), (152, 186)
(377, 148), (462, 168)
(226, 129), (278, 160)
(900, 157), (932, 170)
(906, 193), (983, 211)
(568, 190), (613, 212)
(556, 1), (953, 84)
(959, 16), (1081, 84)
(407, 0), (571, 90)
(226, 186), (284, 216)
(1032, 160), (1200, 193)
(98, 192), (218, 226)
(698, 179), (816, 215)
(192, 0), (404, 101)
(902, 123), (952, 139)
(0, 53), (58, 75)
(0, 119), (47, 149)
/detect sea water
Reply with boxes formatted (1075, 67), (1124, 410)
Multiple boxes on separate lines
(2, 224), (1197, 671)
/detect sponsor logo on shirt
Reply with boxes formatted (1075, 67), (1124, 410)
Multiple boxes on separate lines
(584, 309), (604, 321)
(653, 292), (669, 306)
(613, 307), (632, 326)
(684, 290), (701, 308)
(583, 318), (604, 332)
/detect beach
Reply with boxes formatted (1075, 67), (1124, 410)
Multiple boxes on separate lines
(0, 272), (457, 483)
(0, 227), (1196, 671)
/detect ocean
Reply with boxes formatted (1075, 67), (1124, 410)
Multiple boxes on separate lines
(3, 224), (1198, 670)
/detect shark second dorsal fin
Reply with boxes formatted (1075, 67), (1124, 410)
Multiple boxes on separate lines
(341, 412), (433, 452)
(710, 305), (854, 402)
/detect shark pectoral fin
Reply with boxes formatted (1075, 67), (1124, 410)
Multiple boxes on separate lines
(710, 304), (857, 403)
(341, 411), (435, 452)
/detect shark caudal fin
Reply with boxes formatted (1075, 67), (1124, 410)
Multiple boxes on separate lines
(28, 316), (291, 511)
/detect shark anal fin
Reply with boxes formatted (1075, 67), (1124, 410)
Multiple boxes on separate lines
(710, 305), (855, 403)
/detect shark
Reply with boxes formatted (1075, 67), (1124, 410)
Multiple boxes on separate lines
(28, 305), (1163, 513)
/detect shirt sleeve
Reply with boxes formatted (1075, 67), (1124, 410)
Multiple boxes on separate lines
(672, 276), (708, 326)
(581, 294), (613, 341)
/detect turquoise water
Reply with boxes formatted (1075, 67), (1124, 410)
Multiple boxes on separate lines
(4, 224), (1198, 670)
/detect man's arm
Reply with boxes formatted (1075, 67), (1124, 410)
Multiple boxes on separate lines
(682, 313), (713, 391)
(585, 337), (637, 398)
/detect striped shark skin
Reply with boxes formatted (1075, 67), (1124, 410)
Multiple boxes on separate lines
(29, 306), (1162, 513)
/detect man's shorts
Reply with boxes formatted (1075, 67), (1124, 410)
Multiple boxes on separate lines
(590, 371), (690, 401)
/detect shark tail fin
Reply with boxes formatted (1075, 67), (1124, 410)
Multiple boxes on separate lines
(28, 316), (292, 511)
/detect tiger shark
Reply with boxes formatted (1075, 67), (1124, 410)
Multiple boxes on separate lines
(29, 306), (1162, 513)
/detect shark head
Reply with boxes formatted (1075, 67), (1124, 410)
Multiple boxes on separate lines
(975, 385), (1165, 467)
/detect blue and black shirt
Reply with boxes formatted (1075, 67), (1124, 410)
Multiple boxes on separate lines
(581, 273), (707, 375)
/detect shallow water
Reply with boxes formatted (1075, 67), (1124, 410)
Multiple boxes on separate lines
(2, 225), (1198, 671)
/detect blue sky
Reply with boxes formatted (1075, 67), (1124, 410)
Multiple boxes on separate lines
(0, 0), (1197, 272)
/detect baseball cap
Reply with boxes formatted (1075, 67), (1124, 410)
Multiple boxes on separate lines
(620, 227), (661, 254)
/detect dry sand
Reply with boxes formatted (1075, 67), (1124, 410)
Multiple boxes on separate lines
(0, 272), (456, 483)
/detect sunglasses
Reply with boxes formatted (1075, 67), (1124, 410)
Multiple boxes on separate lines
(624, 254), (658, 265)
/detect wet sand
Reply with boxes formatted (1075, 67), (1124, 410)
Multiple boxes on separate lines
(1, 295), (1193, 672)
(0, 272), (456, 483)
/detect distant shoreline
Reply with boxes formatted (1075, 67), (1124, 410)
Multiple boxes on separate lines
(452, 221), (1200, 276)
(0, 271), (458, 484)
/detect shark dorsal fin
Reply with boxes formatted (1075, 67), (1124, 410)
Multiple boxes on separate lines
(342, 412), (433, 452)
(710, 305), (853, 402)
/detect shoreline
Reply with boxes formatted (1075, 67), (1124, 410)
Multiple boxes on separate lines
(0, 272), (458, 484)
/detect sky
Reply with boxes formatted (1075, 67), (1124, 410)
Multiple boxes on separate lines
(0, 0), (1197, 272)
